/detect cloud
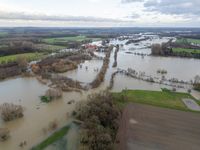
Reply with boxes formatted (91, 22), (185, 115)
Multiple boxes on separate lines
(0, 10), (125, 23)
(144, 0), (200, 16)
(126, 13), (141, 19)
(122, 0), (200, 17)
(121, 0), (144, 3)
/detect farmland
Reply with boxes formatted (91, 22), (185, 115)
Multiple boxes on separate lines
(0, 32), (8, 37)
(43, 35), (101, 44)
(172, 48), (200, 54)
(113, 89), (198, 111)
(115, 103), (200, 150)
(0, 53), (44, 64)
(176, 38), (200, 45)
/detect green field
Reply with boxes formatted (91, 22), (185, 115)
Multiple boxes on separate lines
(187, 38), (200, 44)
(113, 90), (198, 112)
(43, 36), (101, 44)
(0, 53), (44, 64)
(31, 125), (70, 150)
(0, 32), (8, 37)
(0, 45), (8, 48)
(35, 44), (65, 52)
(176, 38), (189, 44)
(172, 48), (200, 54)
(176, 38), (200, 45)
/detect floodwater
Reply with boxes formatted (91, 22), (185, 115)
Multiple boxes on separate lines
(0, 34), (200, 150)
(60, 59), (103, 83)
(0, 78), (87, 150)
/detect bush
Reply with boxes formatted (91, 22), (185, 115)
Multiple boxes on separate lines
(0, 128), (10, 141)
(45, 88), (62, 99)
(0, 103), (23, 121)
(40, 88), (62, 103)
(76, 91), (120, 150)
(193, 75), (200, 91)
(40, 96), (52, 103)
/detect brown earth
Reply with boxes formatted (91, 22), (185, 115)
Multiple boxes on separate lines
(115, 103), (200, 150)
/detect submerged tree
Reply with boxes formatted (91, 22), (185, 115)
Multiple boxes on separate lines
(0, 103), (23, 122)
(194, 75), (200, 91)
(0, 128), (10, 141)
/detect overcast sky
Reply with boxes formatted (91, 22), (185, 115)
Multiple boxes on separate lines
(0, 0), (200, 27)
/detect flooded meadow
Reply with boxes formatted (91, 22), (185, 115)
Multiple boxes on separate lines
(1, 33), (200, 149)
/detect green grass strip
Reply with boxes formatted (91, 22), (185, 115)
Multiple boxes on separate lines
(31, 125), (70, 150)
(113, 90), (199, 112)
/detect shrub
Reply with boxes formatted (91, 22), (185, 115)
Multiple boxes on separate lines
(193, 75), (200, 91)
(40, 96), (52, 103)
(45, 88), (62, 99)
(40, 88), (62, 103)
(0, 128), (10, 141)
(0, 103), (23, 122)
(172, 88), (177, 92)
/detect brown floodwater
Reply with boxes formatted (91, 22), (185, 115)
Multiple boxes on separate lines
(0, 34), (200, 150)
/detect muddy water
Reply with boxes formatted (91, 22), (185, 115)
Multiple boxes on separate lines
(117, 52), (200, 81)
(60, 59), (103, 83)
(0, 78), (88, 150)
(0, 34), (200, 149)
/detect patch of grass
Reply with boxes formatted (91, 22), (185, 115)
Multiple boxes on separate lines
(172, 48), (200, 54)
(187, 38), (200, 44)
(0, 53), (44, 64)
(40, 96), (52, 103)
(113, 90), (197, 112)
(31, 125), (70, 150)
(43, 36), (101, 44)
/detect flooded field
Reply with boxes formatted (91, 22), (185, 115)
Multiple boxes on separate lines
(61, 59), (103, 83)
(0, 34), (200, 150)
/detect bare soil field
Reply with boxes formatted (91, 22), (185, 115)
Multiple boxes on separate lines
(115, 103), (200, 150)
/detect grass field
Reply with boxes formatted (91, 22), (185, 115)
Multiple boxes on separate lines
(176, 38), (200, 45)
(43, 36), (101, 44)
(113, 90), (198, 111)
(0, 32), (8, 37)
(0, 45), (8, 48)
(176, 38), (189, 44)
(35, 44), (65, 52)
(0, 53), (44, 64)
(187, 38), (200, 44)
(172, 48), (200, 54)
(31, 125), (70, 150)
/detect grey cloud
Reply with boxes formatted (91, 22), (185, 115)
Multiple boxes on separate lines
(143, 0), (200, 16)
(0, 11), (124, 23)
